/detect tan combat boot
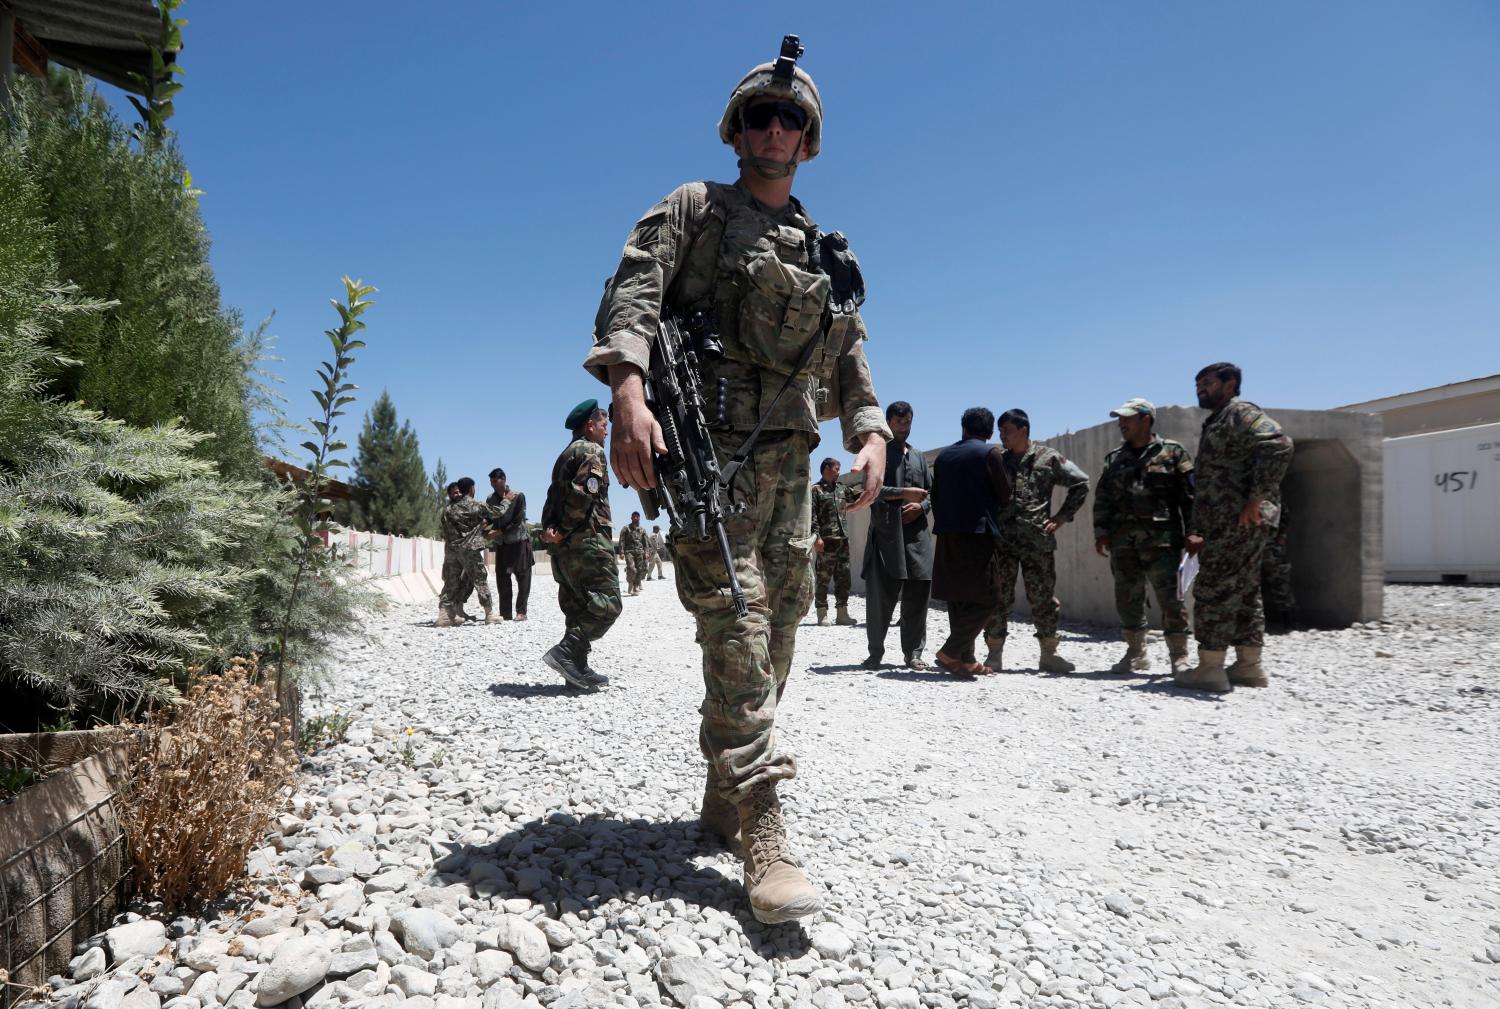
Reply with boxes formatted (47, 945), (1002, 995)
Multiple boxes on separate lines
(737, 781), (822, 924)
(1227, 644), (1268, 687)
(1112, 629), (1151, 672)
(435, 606), (454, 628)
(1166, 633), (1191, 677)
(483, 603), (498, 625)
(983, 635), (1005, 672)
(699, 766), (743, 857)
(1038, 637), (1075, 673)
(835, 605), (858, 626)
(815, 607), (828, 626)
(1175, 647), (1231, 693)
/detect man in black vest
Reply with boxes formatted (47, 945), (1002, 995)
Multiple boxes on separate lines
(863, 401), (934, 670)
(930, 407), (1013, 678)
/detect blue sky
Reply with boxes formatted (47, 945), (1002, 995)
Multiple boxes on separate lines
(128, 1), (1498, 525)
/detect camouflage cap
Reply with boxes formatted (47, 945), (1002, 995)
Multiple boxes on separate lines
(718, 62), (823, 161)
(1109, 398), (1156, 419)
(565, 398), (601, 431)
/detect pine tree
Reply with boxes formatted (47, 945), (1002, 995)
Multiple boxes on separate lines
(348, 391), (436, 538)
(431, 458), (449, 519)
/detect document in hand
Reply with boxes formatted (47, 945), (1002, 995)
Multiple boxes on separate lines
(1177, 551), (1200, 600)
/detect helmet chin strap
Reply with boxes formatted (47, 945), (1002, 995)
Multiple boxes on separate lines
(738, 154), (799, 180)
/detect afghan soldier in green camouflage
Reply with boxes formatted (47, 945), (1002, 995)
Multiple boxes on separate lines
(1177, 363), (1294, 693)
(436, 483), (474, 625)
(1261, 494), (1296, 629)
(584, 38), (890, 924)
(540, 400), (621, 692)
(983, 409), (1090, 673)
(811, 457), (858, 625)
(619, 513), (651, 595)
(438, 478), (497, 626)
(1092, 399), (1195, 675)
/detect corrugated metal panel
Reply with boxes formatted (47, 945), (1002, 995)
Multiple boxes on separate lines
(1384, 421), (1500, 582)
(2, 0), (162, 51)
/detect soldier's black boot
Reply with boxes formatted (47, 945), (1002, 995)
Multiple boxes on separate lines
(543, 631), (597, 691)
(579, 639), (610, 690)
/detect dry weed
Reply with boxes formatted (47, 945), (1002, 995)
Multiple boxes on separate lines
(119, 657), (297, 910)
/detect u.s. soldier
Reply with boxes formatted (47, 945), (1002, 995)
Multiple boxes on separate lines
(811, 457), (859, 625)
(583, 38), (889, 923)
(1092, 399), (1194, 674)
(1177, 363), (1293, 692)
(540, 400), (621, 691)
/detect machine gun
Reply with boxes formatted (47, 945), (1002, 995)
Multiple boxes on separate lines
(635, 310), (749, 618)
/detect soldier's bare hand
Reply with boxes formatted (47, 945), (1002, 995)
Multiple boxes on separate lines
(845, 433), (887, 512)
(900, 502), (923, 524)
(608, 365), (666, 489)
(541, 527), (563, 545)
(1237, 497), (1265, 528)
(1095, 535), (1110, 557)
(1043, 516), (1064, 536)
(899, 487), (928, 503)
(814, 537), (825, 554)
(1185, 534), (1204, 556)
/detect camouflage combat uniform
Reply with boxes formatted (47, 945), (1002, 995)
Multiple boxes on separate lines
(1190, 399), (1293, 649)
(986, 445), (1089, 641)
(1260, 496), (1295, 624)
(541, 438), (622, 643)
(440, 497), (494, 612)
(811, 477), (857, 610)
(1092, 436), (1195, 633)
(585, 179), (889, 804)
(619, 523), (652, 592)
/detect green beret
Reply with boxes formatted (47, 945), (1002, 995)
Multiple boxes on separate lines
(565, 398), (600, 431)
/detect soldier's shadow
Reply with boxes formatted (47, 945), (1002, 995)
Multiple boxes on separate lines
(807, 663), (871, 675)
(441, 815), (813, 960)
(1127, 678), (1229, 702)
(486, 682), (589, 700)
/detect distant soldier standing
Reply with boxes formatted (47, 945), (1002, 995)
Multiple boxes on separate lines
(812, 457), (859, 626)
(649, 525), (668, 580)
(1178, 363), (1293, 692)
(439, 477), (497, 626)
(1260, 492), (1296, 629)
(1092, 399), (1195, 674)
(540, 400), (620, 691)
(486, 467), (534, 621)
(585, 37), (889, 923)
(619, 512), (651, 595)
(984, 409), (1090, 673)
(436, 482), (473, 626)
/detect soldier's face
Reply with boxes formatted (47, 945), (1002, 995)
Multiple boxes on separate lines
(447, 487), (462, 502)
(586, 415), (608, 446)
(1000, 422), (1029, 453)
(1117, 414), (1151, 443)
(1196, 374), (1234, 409)
(889, 412), (913, 442)
(489, 475), (505, 493)
(734, 99), (812, 165)
(822, 463), (841, 482)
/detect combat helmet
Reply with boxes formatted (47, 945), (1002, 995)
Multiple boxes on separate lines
(718, 35), (822, 178)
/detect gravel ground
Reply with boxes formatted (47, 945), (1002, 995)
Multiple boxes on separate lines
(42, 578), (1498, 1009)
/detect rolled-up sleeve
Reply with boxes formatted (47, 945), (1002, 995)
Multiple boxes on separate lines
(583, 184), (702, 384)
(836, 316), (892, 452)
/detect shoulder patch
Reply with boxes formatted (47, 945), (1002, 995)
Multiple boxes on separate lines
(1251, 416), (1280, 435)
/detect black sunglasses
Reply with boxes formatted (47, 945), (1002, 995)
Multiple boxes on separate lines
(741, 101), (807, 132)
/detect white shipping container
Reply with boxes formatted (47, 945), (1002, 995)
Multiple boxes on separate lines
(1383, 421), (1500, 582)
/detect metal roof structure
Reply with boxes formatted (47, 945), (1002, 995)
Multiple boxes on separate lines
(3, 0), (176, 97)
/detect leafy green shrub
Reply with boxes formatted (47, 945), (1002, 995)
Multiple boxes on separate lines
(298, 710), (353, 753)
(5, 71), (260, 479)
(0, 154), (260, 720)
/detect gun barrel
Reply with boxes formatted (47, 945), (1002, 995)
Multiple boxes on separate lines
(713, 520), (749, 618)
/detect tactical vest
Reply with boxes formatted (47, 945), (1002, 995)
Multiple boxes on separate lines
(665, 183), (858, 435)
